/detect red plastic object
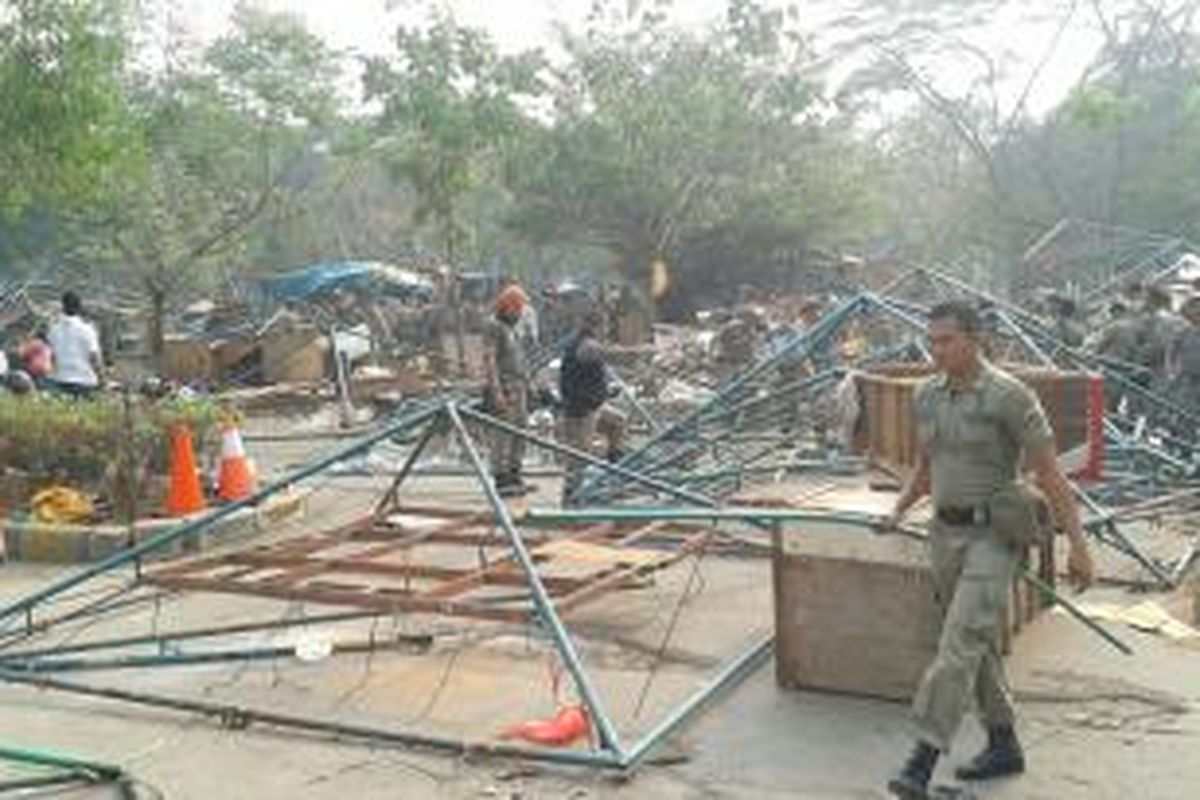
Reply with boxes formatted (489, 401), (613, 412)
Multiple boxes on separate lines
(500, 705), (590, 747)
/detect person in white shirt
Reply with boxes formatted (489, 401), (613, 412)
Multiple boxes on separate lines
(46, 291), (104, 399)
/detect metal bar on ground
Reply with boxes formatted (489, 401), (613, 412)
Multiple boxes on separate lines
(458, 405), (724, 511)
(445, 402), (625, 756)
(0, 669), (622, 769)
(0, 610), (385, 664)
(620, 635), (774, 769)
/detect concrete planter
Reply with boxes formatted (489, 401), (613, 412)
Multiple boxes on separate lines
(2, 488), (309, 564)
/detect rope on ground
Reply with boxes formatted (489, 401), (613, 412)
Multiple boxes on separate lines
(631, 528), (715, 718)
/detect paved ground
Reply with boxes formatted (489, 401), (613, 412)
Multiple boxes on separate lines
(1, 413), (1197, 798)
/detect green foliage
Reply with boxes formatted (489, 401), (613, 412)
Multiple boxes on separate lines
(1064, 85), (1130, 131)
(0, 0), (140, 216)
(363, 11), (545, 260)
(504, 0), (881, 302)
(0, 394), (224, 492)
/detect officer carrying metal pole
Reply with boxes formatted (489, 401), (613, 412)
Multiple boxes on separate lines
(881, 301), (1095, 800)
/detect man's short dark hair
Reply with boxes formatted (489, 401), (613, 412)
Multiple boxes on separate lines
(928, 301), (983, 337)
(62, 291), (82, 316)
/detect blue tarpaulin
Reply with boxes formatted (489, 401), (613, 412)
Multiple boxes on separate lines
(260, 261), (434, 303)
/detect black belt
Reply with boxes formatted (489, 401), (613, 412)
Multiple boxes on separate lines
(936, 505), (990, 526)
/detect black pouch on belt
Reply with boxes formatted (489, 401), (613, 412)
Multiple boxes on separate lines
(988, 480), (1053, 548)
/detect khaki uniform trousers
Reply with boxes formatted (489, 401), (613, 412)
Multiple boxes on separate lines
(489, 382), (528, 480)
(560, 404), (626, 505)
(912, 520), (1019, 751)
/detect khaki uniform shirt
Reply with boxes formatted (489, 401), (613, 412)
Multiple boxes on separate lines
(915, 362), (1055, 509)
(486, 317), (528, 389)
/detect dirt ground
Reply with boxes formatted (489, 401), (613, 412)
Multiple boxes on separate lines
(1, 415), (1198, 799)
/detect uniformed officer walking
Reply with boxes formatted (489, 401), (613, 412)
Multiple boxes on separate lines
(883, 302), (1095, 799)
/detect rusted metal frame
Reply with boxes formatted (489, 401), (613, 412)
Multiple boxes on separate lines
(147, 574), (531, 624)
(145, 531), (410, 592)
(419, 517), (671, 602)
(196, 552), (590, 595)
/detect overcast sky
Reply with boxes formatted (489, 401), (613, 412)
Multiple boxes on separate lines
(178, 0), (1102, 115)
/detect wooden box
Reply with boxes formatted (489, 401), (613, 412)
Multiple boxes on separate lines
(855, 364), (1103, 480)
(773, 522), (941, 701)
(772, 515), (1054, 701)
(261, 328), (329, 384)
(162, 336), (215, 382)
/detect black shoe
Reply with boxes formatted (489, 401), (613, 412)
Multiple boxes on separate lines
(955, 726), (1024, 782)
(887, 774), (930, 800)
(887, 742), (939, 800)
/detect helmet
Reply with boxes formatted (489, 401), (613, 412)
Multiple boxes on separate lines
(494, 284), (528, 316)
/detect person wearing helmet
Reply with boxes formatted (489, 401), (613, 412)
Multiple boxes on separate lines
(485, 284), (532, 497)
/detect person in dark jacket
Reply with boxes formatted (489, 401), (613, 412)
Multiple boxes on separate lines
(558, 308), (652, 506)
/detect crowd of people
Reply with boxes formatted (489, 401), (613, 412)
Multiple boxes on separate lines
(1077, 282), (1200, 426)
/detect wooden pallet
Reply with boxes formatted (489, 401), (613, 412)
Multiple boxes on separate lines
(144, 504), (709, 624)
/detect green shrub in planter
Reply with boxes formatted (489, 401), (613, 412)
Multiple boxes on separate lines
(0, 394), (227, 514)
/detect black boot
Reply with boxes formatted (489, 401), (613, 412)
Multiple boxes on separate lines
(887, 741), (939, 800)
(955, 725), (1024, 781)
(494, 472), (517, 496)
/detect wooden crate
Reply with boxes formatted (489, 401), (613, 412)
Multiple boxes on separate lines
(772, 516), (1054, 702)
(261, 328), (329, 384)
(162, 336), (215, 382)
(855, 364), (1103, 479)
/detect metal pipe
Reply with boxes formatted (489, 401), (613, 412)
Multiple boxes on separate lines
(1070, 483), (1175, 588)
(0, 610), (385, 664)
(524, 507), (890, 526)
(992, 309), (1055, 367)
(374, 414), (442, 517)
(5, 636), (431, 674)
(0, 669), (622, 769)
(620, 635), (774, 769)
(458, 405), (722, 511)
(444, 402), (625, 756)
(578, 294), (867, 501)
(1020, 572), (1134, 655)
(0, 744), (125, 782)
(0, 401), (445, 630)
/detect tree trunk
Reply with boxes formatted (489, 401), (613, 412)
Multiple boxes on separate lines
(147, 281), (167, 371)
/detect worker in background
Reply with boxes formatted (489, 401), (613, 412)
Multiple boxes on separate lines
(882, 301), (1093, 800)
(19, 326), (53, 387)
(1136, 285), (1185, 383)
(1087, 301), (1140, 365)
(713, 305), (765, 384)
(558, 308), (652, 507)
(500, 275), (539, 353)
(1165, 296), (1200, 425)
(46, 291), (104, 399)
(1047, 295), (1085, 349)
(484, 284), (532, 497)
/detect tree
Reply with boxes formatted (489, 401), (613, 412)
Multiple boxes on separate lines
(363, 11), (545, 263)
(0, 0), (138, 220)
(504, 0), (882, 310)
(94, 2), (344, 360)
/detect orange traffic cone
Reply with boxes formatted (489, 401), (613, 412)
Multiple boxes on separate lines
(216, 423), (257, 502)
(166, 425), (206, 516)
